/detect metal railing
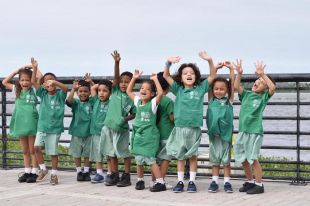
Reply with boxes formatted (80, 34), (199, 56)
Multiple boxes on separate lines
(1, 74), (310, 184)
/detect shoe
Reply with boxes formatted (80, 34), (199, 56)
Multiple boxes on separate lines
(239, 182), (256, 192)
(105, 173), (119, 186)
(117, 173), (131, 187)
(83, 172), (91, 181)
(135, 180), (145, 190)
(224, 182), (233, 193)
(37, 170), (49, 182)
(18, 173), (31, 183)
(246, 184), (264, 194)
(187, 181), (197, 193)
(150, 182), (166, 192)
(208, 181), (219, 193)
(26, 173), (38, 183)
(50, 174), (58, 185)
(173, 181), (184, 193)
(91, 173), (104, 183)
(77, 172), (84, 181)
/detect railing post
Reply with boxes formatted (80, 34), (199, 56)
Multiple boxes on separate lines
(1, 85), (8, 169)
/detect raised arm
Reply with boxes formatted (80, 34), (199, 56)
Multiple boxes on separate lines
(91, 84), (98, 97)
(46, 80), (68, 93)
(126, 69), (142, 101)
(31, 58), (40, 90)
(208, 62), (224, 101)
(163, 56), (181, 86)
(84, 73), (95, 86)
(111, 50), (121, 87)
(224, 61), (235, 102)
(233, 59), (243, 95)
(66, 80), (79, 105)
(2, 69), (20, 91)
(255, 60), (276, 96)
(150, 73), (163, 105)
(199, 51), (217, 85)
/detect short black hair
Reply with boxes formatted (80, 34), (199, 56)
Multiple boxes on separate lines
(78, 79), (90, 90)
(157, 72), (169, 91)
(120, 71), (133, 79)
(98, 79), (112, 93)
(43, 72), (57, 80)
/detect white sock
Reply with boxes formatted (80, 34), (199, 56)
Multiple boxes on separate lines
(39, 164), (47, 171)
(83, 167), (90, 173)
(212, 176), (219, 184)
(25, 167), (31, 173)
(32, 168), (39, 174)
(189, 171), (196, 182)
(177, 171), (184, 182)
(51, 169), (57, 175)
(137, 177), (144, 181)
(107, 172), (112, 175)
(247, 180), (255, 184)
(96, 169), (103, 175)
(156, 178), (165, 184)
(255, 182), (263, 186)
(76, 167), (82, 173)
(224, 177), (230, 184)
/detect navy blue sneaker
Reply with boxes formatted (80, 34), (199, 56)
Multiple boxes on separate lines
(208, 181), (219, 193)
(173, 181), (184, 193)
(187, 181), (197, 193)
(91, 173), (104, 183)
(105, 173), (119, 186)
(150, 182), (166, 192)
(224, 182), (233, 193)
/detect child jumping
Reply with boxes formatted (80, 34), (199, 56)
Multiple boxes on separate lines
(234, 60), (276, 194)
(206, 61), (235, 193)
(127, 70), (166, 192)
(31, 58), (68, 185)
(2, 63), (41, 183)
(164, 51), (216, 193)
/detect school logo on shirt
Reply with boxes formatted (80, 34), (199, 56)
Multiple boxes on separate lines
(84, 105), (92, 114)
(26, 94), (36, 104)
(100, 103), (108, 113)
(189, 91), (199, 100)
(50, 100), (61, 110)
(253, 99), (260, 108)
(140, 111), (151, 122)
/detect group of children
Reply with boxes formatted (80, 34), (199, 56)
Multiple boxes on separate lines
(2, 51), (276, 194)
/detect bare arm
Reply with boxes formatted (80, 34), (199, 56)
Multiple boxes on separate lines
(163, 56), (181, 86)
(224, 61), (235, 102)
(150, 74), (163, 105)
(111, 50), (121, 87)
(91, 84), (98, 97)
(207, 62), (224, 101)
(31, 58), (40, 90)
(124, 113), (136, 122)
(255, 61), (276, 96)
(47, 80), (68, 93)
(126, 69), (142, 101)
(199, 51), (217, 84)
(66, 80), (79, 105)
(169, 113), (174, 124)
(84, 73), (95, 86)
(2, 69), (19, 91)
(233, 59), (243, 95)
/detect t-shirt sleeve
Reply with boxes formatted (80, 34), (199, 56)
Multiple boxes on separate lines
(88, 96), (97, 105)
(151, 98), (158, 114)
(59, 90), (67, 102)
(238, 89), (248, 102)
(134, 95), (140, 106)
(171, 81), (180, 95)
(201, 79), (211, 93)
(263, 90), (271, 102)
(36, 85), (45, 98)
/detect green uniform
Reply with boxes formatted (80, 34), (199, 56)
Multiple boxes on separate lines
(206, 97), (233, 143)
(104, 86), (136, 132)
(68, 98), (93, 137)
(36, 86), (66, 134)
(9, 86), (38, 137)
(131, 96), (160, 158)
(171, 80), (210, 127)
(238, 90), (271, 135)
(157, 96), (174, 140)
(90, 97), (109, 135)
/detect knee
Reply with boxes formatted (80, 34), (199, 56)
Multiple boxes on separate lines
(34, 146), (41, 154)
(22, 148), (30, 156)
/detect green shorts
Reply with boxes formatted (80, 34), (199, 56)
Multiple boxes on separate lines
(100, 126), (130, 158)
(135, 155), (156, 166)
(69, 136), (91, 158)
(157, 139), (172, 161)
(234, 132), (263, 165)
(89, 135), (107, 162)
(34, 132), (61, 155)
(209, 135), (231, 166)
(166, 127), (201, 160)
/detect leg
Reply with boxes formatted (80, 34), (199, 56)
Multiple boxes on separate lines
(75, 158), (82, 168)
(137, 165), (144, 178)
(242, 160), (253, 180)
(84, 157), (90, 168)
(223, 165), (231, 178)
(34, 146), (45, 165)
(160, 160), (170, 178)
(212, 165), (220, 177)
(253, 160), (263, 183)
(124, 156), (131, 173)
(27, 136), (38, 168)
(20, 137), (31, 169)
(51, 155), (58, 170)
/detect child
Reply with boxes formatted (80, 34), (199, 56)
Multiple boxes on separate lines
(89, 79), (112, 183)
(31, 58), (68, 185)
(126, 70), (166, 192)
(206, 61), (235, 193)
(2, 63), (41, 183)
(155, 72), (174, 183)
(164, 51), (216, 193)
(101, 51), (136, 187)
(234, 60), (276, 194)
(66, 79), (93, 181)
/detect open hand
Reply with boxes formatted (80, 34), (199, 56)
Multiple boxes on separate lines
(31, 57), (38, 69)
(111, 50), (121, 62)
(133, 69), (143, 79)
(167, 56), (181, 64)
(254, 60), (266, 77)
(73, 80), (79, 91)
(233, 59), (243, 74)
(199, 51), (212, 61)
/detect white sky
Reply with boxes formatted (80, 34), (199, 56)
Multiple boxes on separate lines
(0, 0), (309, 77)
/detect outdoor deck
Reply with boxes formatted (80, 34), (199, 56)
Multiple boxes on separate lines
(0, 169), (309, 206)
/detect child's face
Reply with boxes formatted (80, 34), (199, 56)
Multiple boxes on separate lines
(19, 74), (31, 90)
(140, 82), (154, 102)
(43, 75), (56, 92)
(98, 84), (111, 101)
(252, 77), (268, 93)
(119, 75), (131, 92)
(77, 86), (90, 102)
(213, 81), (228, 99)
(181, 67), (196, 88)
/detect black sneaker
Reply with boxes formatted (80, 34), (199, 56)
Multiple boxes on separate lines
(77, 172), (84, 181)
(173, 181), (184, 193)
(187, 181), (197, 193)
(239, 182), (256, 192)
(246, 184), (264, 194)
(26, 173), (38, 183)
(18, 173), (31, 183)
(150, 182), (166, 192)
(208, 181), (219, 193)
(83, 172), (91, 181)
(224, 182), (233, 193)
(105, 172), (119, 186)
(116, 173), (131, 187)
(135, 180), (145, 190)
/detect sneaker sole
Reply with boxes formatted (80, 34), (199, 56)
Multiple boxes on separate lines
(91, 180), (104, 183)
(225, 190), (234, 193)
(187, 190), (197, 193)
(116, 183), (132, 187)
(208, 190), (218, 193)
(173, 190), (184, 193)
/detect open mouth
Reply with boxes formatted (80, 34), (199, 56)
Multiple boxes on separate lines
(187, 77), (193, 81)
